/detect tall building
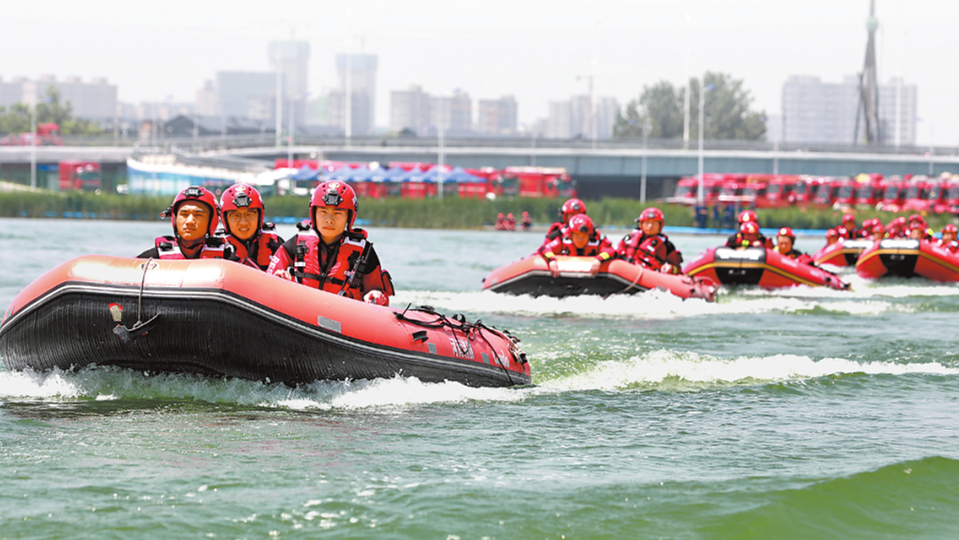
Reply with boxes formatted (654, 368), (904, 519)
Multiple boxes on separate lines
(328, 54), (377, 136)
(477, 95), (517, 135)
(195, 80), (216, 117)
(15, 75), (117, 120)
(431, 90), (471, 135)
(0, 77), (23, 109)
(546, 95), (617, 139)
(269, 40), (310, 125)
(391, 85), (431, 135)
(781, 75), (916, 145)
(214, 71), (276, 119)
(594, 97), (620, 140)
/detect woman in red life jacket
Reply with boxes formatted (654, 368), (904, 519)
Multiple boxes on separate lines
(616, 207), (683, 274)
(540, 214), (615, 278)
(938, 224), (959, 253)
(138, 186), (226, 260)
(773, 227), (813, 265)
(837, 213), (858, 239)
(725, 209), (772, 248)
(729, 221), (764, 249)
(220, 184), (284, 271)
(268, 181), (394, 306)
(543, 198), (587, 242)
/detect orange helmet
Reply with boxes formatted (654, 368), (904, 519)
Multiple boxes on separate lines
(636, 207), (664, 225)
(311, 181), (358, 231)
(568, 214), (595, 235)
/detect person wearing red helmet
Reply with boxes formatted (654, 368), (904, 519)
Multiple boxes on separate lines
(544, 198), (587, 242)
(137, 185), (226, 260)
(505, 212), (517, 231)
(907, 221), (933, 241)
(220, 184), (284, 271)
(871, 223), (888, 242)
(886, 216), (907, 238)
(616, 207), (684, 274)
(725, 210), (772, 248)
(268, 181), (394, 306)
(773, 227), (813, 264)
(837, 213), (858, 239)
(520, 211), (532, 231)
(540, 214), (615, 277)
(938, 224), (959, 253)
(825, 228), (840, 246)
(495, 212), (506, 231)
(728, 221), (764, 250)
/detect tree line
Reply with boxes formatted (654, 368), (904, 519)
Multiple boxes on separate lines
(614, 72), (766, 141)
(0, 87), (103, 136)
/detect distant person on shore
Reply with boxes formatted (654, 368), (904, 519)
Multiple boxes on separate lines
(219, 184), (283, 271)
(725, 210), (772, 249)
(268, 181), (394, 306)
(938, 224), (958, 253)
(544, 198), (587, 243)
(521, 211), (533, 231)
(616, 207), (683, 274)
(540, 214), (614, 277)
(773, 227), (813, 265)
(137, 186), (226, 260)
(505, 213), (517, 231)
(495, 212), (506, 230)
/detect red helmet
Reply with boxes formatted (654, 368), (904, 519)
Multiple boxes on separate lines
(943, 224), (958, 235)
(311, 181), (358, 231)
(636, 207), (664, 225)
(497, 212), (504, 218)
(167, 186), (219, 238)
(842, 213), (856, 225)
(507, 213), (514, 218)
(220, 183), (264, 234)
(568, 214), (595, 235)
(826, 228), (838, 239)
(560, 198), (587, 221)
(740, 221), (759, 235)
(891, 216), (907, 227)
(738, 210), (758, 224)
(777, 227), (796, 241)
(872, 224), (886, 235)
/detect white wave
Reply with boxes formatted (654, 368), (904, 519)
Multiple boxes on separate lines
(545, 349), (959, 392)
(394, 289), (905, 319)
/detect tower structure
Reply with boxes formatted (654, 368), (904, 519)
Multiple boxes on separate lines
(855, 0), (881, 144)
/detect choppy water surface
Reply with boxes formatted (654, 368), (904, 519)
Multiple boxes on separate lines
(2, 218), (959, 539)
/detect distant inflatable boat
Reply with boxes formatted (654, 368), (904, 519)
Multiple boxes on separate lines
(481, 255), (717, 301)
(812, 239), (873, 267)
(683, 247), (849, 290)
(0, 256), (531, 387)
(856, 239), (959, 282)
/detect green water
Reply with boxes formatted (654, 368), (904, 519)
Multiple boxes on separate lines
(2, 219), (958, 539)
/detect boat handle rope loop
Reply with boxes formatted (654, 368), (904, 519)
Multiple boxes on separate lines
(394, 304), (528, 385)
(112, 258), (162, 343)
(605, 265), (644, 299)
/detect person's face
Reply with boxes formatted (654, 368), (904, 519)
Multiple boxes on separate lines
(226, 208), (259, 241)
(777, 236), (793, 253)
(176, 202), (211, 242)
(873, 230), (885, 241)
(827, 235), (838, 245)
(571, 230), (590, 249)
(314, 206), (348, 244)
(909, 227), (923, 239)
(943, 231), (957, 243)
(640, 220), (662, 236)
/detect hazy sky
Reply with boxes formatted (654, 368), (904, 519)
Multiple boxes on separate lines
(5, 0), (959, 145)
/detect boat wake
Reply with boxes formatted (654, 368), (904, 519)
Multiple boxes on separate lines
(541, 349), (959, 392)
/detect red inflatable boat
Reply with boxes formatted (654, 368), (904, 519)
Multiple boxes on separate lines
(0, 256), (531, 387)
(683, 247), (849, 290)
(811, 239), (874, 267)
(856, 239), (959, 281)
(481, 255), (717, 301)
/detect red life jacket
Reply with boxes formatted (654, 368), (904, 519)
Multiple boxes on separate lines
(619, 232), (669, 270)
(290, 230), (371, 300)
(154, 235), (225, 260)
(557, 234), (604, 257)
(225, 228), (283, 271)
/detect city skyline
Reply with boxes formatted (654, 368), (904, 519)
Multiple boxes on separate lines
(5, 0), (959, 144)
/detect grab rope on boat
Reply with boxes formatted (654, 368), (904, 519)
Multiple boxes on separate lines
(394, 304), (528, 385)
(113, 258), (162, 343)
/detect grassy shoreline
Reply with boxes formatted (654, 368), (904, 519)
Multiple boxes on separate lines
(0, 191), (954, 231)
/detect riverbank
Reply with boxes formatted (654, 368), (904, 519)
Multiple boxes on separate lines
(0, 190), (953, 231)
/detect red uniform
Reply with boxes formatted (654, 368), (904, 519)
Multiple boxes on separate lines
(268, 229), (394, 303)
(725, 233), (768, 249)
(616, 231), (683, 272)
(138, 236), (226, 260)
(937, 239), (959, 254)
(774, 246), (814, 265)
(540, 230), (615, 262)
(224, 226), (284, 271)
